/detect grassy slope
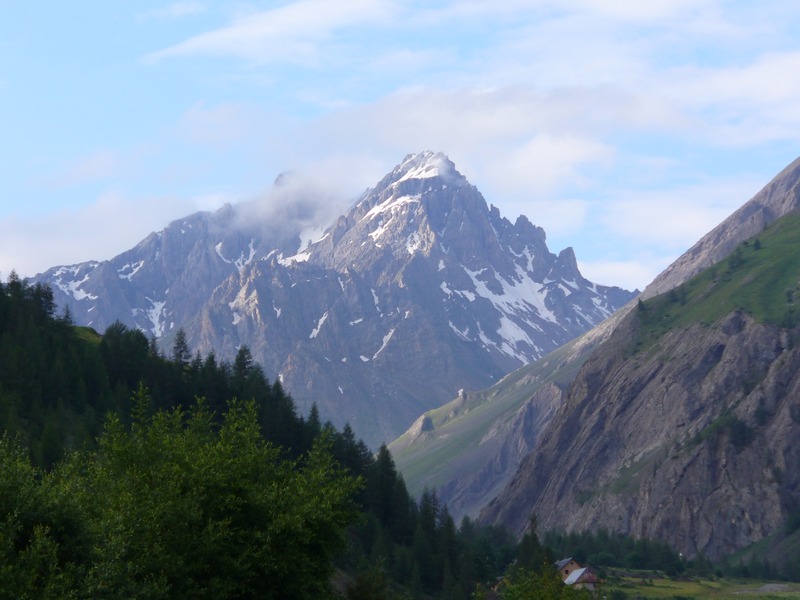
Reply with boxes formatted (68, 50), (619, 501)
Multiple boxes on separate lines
(634, 212), (800, 352)
(393, 212), (800, 514)
(390, 331), (589, 500)
(607, 575), (800, 599)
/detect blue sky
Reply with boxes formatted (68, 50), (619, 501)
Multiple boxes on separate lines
(2, 1), (800, 290)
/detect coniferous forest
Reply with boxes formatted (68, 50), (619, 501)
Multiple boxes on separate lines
(2, 272), (586, 599)
(6, 272), (779, 598)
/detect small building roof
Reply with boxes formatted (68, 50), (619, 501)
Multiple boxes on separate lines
(564, 567), (598, 586)
(554, 557), (575, 570)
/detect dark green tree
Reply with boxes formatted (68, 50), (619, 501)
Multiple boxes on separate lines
(171, 328), (191, 367)
(65, 391), (360, 598)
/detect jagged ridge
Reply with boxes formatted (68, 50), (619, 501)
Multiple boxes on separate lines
(33, 151), (635, 446)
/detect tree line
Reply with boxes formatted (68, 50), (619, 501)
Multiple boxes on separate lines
(3, 272), (793, 597)
(0, 273), (534, 598)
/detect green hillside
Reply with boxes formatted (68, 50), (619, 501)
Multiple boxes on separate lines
(634, 211), (800, 353)
(390, 334), (593, 516)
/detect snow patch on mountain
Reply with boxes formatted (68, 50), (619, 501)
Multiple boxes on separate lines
(591, 295), (613, 315)
(278, 250), (311, 266)
(449, 321), (470, 340)
(228, 300), (243, 325)
(497, 315), (539, 361)
(371, 289), (380, 313)
(142, 298), (167, 337)
(441, 282), (476, 302)
(363, 194), (421, 225)
(299, 225), (328, 251)
(406, 232), (423, 254)
(117, 261), (144, 281)
(228, 287), (260, 327)
(215, 239), (257, 273)
(464, 265), (557, 324)
(563, 278), (578, 290)
(372, 328), (395, 360)
(396, 158), (443, 183)
(52, 267), (98, 301)
(310, 312), (329, 338)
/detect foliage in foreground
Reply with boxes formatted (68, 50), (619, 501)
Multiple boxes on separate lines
(0, 389), (359, 599)
(0, 274), (518, 598)
(6, 273), (794, 596)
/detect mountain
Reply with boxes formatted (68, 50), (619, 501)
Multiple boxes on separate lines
(389, 339), (579, 521)
(391, 155), (800, 526)
(643, 156), (800, 299)
(388, 297), (634, 521)
(479, 162), (800, 561)
(33, 151), (635, 446)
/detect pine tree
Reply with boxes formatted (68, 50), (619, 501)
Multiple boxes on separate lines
(171, 328), (191, 366)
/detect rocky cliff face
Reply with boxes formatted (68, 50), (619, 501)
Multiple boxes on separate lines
(32, 151), (635, 446)
(481, 307), (800, 560)
(395, 154), (800, 554)
(434, 381), (564, 519)
(478, 202), (800, 559)
(389, 336), (589, 521)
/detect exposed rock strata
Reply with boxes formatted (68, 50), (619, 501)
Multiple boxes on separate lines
(481, 310), (800, 559)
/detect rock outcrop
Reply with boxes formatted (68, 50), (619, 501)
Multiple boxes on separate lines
(481, 307), (800, 560)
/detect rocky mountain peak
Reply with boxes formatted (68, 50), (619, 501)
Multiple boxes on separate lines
(388, 150), (467, 189)
(32, 151), (635, 446)
(306, 152), (484, 274)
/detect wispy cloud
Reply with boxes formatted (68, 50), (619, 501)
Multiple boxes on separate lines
(145, 0), (395, 66)
(598, 176), (768, 251)
(7, 0), (800, 291)
(0, 191), (231, 278)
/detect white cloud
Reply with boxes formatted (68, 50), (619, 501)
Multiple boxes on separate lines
(598, 176), (767, 251)
(484, 134), (614, 196)
(232, 170), (353, 243)
(145, 0), (395, 65)
(573, 0), (714, 23)
(578, 257), (667, 291)
(662, 51), (800, 145)
(0, 192), (230, 278)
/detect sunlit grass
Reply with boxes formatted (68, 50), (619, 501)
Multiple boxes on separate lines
(633, 212), (800, 355)
(605, 574), (800, 599)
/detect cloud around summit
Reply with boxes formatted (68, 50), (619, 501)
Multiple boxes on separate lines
(2, 1), (800, 290)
